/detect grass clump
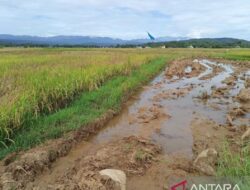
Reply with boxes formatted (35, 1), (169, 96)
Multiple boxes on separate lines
(217, 143), (250, 189)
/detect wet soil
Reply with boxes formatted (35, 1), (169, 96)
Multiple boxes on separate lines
(0, 59), (249, 190)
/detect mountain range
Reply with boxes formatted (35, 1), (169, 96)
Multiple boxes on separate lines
(0, 34), (187, 46)
(0, 34), (249, 48)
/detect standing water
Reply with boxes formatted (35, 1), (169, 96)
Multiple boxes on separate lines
(88, 59), (244, 156)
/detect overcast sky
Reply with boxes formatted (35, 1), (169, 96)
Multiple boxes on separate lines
(0, 0), (250, 40)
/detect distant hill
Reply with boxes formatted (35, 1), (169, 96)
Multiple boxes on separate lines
(0, 35), (249, 48)
(0, 34), (187, 47)
(149, 38), (250, 48)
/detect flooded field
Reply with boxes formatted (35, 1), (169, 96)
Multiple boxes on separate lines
(91, 59), (246, 156)
(0, 58), (249, 190)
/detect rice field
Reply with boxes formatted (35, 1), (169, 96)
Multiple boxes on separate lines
(0, 48), (250, 184)
(0, 48), (247, 145)
(0, 48), (163, 141)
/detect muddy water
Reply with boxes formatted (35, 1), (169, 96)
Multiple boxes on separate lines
(27, 59), (250, 188)
(83, 59), (241, 157)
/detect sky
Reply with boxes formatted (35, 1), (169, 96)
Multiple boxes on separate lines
(0, 0), (250, 40)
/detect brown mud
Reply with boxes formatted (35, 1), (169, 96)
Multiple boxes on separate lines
(0, 59), (249, 190)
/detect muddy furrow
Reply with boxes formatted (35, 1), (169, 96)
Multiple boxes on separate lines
(0, 59), (249, 190)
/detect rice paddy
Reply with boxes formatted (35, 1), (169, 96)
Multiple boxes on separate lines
(0, 48), (250, 189)
(0, 47), (248, 152)
(0, 48), (162, 141)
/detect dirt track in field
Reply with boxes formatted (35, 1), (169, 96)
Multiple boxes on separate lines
(0, 59), (249, 190)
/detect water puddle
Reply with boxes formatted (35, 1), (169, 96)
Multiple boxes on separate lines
(81, 59), (247, 157)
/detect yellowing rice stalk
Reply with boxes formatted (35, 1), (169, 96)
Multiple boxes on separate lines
(0, 48), (160, 141)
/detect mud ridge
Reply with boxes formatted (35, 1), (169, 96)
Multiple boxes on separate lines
(0, 110), (117, 189)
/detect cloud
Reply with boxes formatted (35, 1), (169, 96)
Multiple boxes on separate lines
(0, 0), (250, 39)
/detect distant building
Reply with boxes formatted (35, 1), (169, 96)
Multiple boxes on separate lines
(161, 45), (166, 49)
(188, 45), (194, 49)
